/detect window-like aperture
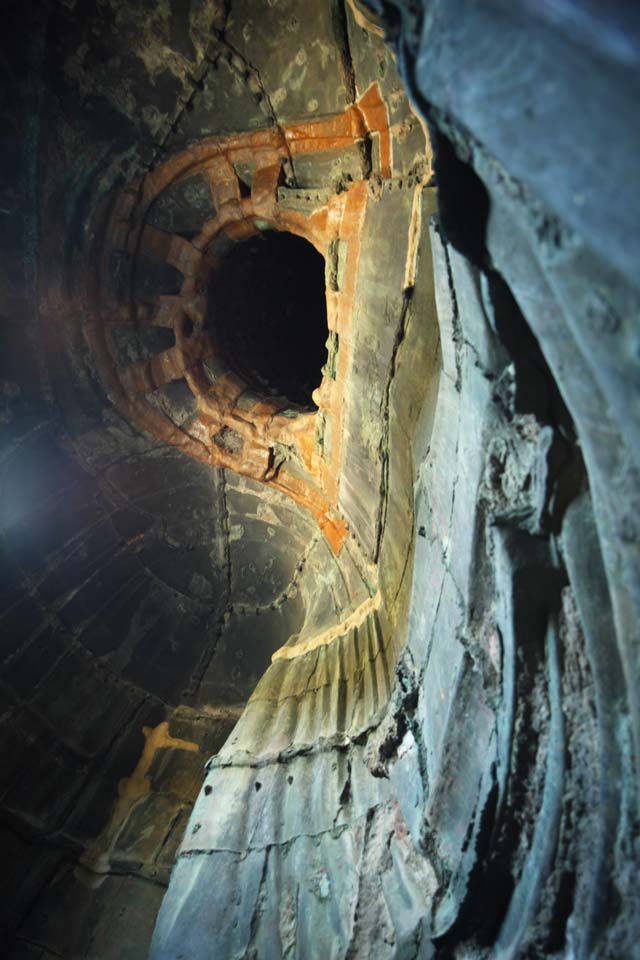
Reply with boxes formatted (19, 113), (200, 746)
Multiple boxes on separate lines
(209, 230), (328, 409)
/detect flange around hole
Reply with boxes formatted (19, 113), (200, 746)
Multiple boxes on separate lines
(206, 228), (328, 411)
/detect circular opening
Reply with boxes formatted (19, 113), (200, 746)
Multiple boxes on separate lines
(208, 230), (328, 409)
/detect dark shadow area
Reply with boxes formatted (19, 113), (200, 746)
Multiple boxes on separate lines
(209, 230), (328, 408)
(432, 129), (490, 268)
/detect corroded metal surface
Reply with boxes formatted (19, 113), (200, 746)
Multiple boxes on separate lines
(87, 85), (392, 553)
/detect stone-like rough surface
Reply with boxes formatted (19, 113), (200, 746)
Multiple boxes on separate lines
(2, 0), (639, 958)
(1, 1), (434, 955)
(150, 10), (439, 955)
(368, 0), (640, 956)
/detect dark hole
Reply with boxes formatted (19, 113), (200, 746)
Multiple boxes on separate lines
(255, 781), (262, 792)
(204, 785), (212, 796)
(545, 870), (576, 952)
(432, 129), (490, 268)
(208, 231), (328, 408)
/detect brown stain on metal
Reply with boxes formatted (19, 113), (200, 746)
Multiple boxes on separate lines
(77, 722), (199, 882)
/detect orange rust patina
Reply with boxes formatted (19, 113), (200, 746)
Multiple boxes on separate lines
(87, 84), (392, 554)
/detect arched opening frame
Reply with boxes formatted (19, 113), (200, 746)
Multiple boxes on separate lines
(86, 84), (392, 553)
